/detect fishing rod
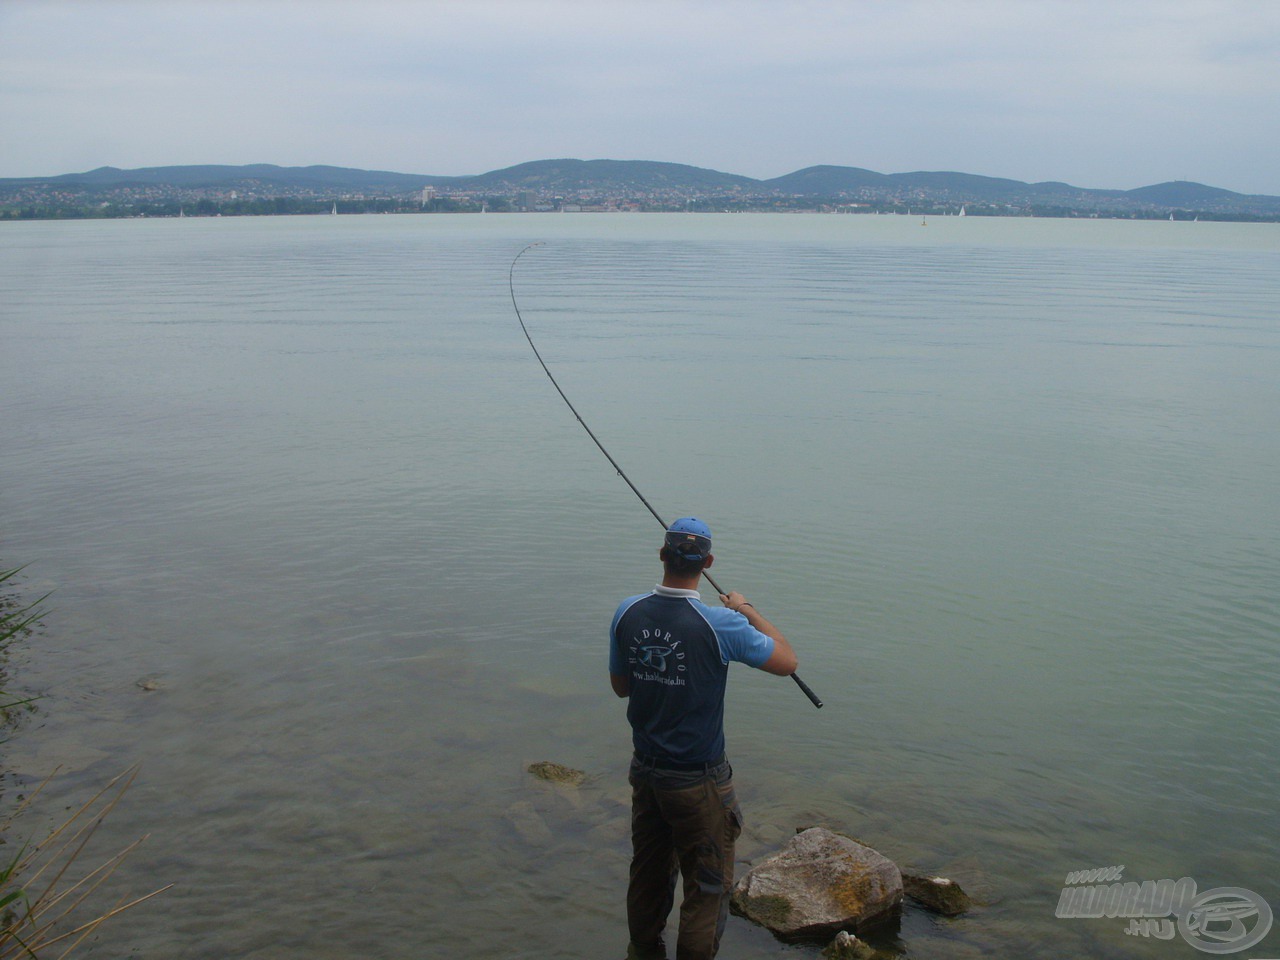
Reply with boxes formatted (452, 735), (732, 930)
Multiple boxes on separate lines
(509, 242), (823, 709)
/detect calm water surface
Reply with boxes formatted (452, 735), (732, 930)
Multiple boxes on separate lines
(2, 214), (1278, 958)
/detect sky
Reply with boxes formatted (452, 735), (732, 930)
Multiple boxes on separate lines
(2, 0), (1279, 195)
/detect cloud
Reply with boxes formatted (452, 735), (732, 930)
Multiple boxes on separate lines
(2, 0), (1278, 193)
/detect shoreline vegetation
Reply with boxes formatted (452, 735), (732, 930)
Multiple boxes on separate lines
(0, 566), (45, 737)
(0, 567), (167, 956)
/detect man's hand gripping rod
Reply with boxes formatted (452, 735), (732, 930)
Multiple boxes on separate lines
(510, 242), (823, 709)
(697, 567), (823, 708)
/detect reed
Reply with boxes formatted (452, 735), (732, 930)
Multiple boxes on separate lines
(1, 767), (170, 958)
(1, 568), (168, 955)
(0, 566), (46, 735)
(0, 566), (47, 649)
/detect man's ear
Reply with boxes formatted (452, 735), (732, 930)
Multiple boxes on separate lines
(703, 553), (715, 569)
(659, 546), (669, 562)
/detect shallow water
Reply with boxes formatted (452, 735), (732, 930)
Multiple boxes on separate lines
(2, 213), (1278, 958)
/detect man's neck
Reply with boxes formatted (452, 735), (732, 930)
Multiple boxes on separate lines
(660, 573), (702, 591)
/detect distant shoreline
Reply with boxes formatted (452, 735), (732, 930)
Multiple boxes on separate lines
(4, 205), (1278, 224)
(4, 160), (1279, 222)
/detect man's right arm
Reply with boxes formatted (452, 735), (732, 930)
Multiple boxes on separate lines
(720, 591), (799, 676)
(758, 634), (799, 676)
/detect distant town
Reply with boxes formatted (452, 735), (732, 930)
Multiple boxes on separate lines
(3, 160), (1278, 222)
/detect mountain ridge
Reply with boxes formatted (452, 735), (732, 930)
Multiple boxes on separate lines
(4, 160), (1279, 216)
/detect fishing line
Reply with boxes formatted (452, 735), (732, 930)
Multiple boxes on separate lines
(509, 242), (823, 709)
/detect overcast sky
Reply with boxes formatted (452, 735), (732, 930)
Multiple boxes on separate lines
(2, 0), (1278, 194)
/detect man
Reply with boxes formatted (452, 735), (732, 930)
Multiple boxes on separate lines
(609, 517), (799, 960)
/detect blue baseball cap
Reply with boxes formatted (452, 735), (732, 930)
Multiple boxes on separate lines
(664, 517), (712, 560)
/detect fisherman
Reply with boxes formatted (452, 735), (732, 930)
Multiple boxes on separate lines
(609, 517), (800, 960)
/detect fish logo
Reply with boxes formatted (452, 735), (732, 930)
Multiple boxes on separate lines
(639, 645), (672, 671)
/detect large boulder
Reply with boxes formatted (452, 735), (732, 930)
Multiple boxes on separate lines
(731, 827), (902, 942)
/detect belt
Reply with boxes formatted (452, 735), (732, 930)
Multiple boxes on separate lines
(634, 752), (727, 772)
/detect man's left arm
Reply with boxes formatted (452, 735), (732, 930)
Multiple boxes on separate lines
(608, 611), (630, 697)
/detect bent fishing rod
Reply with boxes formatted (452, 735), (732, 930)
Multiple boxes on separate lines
(509, 242), (823, 709)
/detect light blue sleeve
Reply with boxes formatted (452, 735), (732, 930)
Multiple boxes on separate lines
(609, 594), (646, 675)
(703, 606), (775, 668)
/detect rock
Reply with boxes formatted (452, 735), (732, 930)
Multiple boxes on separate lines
(731, 827), (902, 942)
(504, 801), (553, 846)
(587, 816), (630, 847)
(822, 930), (877, 960)
(925, 854), (1000, 907)
(526, 761), (587, 786)
(902, 873), (971, 916)
(136, 676), (161, 691)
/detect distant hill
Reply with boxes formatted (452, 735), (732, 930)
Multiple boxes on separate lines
(763, 167), (1263, 209)
(766, 165), (1052, 200)
(4, 161), (1279, 217)
(37, 163), (462, 192)
(874, 170), (1036, 200)
(764, 166), (893, 193)
(454, 158), (759, 193)
(1124, 181), (1240, 206)
(768, 170), (1280, 215)
(786, 172), (1279, 214)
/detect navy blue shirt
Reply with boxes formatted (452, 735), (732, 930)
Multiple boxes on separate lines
(610, 586), (775, 763)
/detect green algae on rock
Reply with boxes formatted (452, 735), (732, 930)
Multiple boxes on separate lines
(526, 761), (587, 786)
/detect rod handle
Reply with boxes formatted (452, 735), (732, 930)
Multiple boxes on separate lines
(790, 672), (824, 709)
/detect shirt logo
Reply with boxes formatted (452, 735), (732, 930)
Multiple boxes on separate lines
(628, 628), (687, 684)
(639, 645), (673, 670)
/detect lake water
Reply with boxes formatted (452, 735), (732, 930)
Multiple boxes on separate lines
(2, 213), (1277, 959)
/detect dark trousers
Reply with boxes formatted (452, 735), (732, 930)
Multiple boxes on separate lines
(626, 754), (743, 960)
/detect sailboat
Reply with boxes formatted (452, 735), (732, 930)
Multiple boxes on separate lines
(332, 203), (338, 215)
(958, 205), (966, 217)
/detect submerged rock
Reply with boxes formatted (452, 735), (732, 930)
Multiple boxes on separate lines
(731, 827), (902, 942)
(526, 761), (587, 786)
(902, 873), (971, 916)
(504, 801), (552, 846)
(822, 930), (877, 960)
